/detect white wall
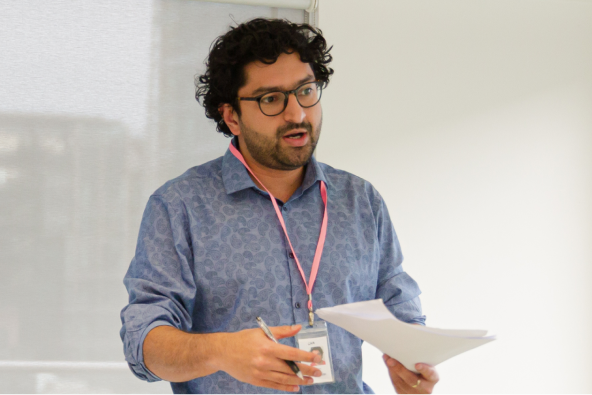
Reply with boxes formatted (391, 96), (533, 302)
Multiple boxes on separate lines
(317, 0), (592, 393)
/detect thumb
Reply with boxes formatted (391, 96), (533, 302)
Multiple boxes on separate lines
(270, 324), (302, 339)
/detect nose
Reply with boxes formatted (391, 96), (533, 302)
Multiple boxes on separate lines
(282, 92), (306, 124)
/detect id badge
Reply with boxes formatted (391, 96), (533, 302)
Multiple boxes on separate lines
(294, 320), (335, 385)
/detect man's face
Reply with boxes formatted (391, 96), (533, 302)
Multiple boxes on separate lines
(232, 52), (322, 171)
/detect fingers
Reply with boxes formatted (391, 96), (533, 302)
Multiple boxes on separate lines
(295, 362), (322, 378)
(223, 327), (325, 392)
(267, 371), (314, 386)
(249, 359), (314, 392)
(274, 342), (322, 364)
(383, 354), (439, 394)
(383, 355), (421, 387)
(255, 338), (321, 367)
(390, 371), (416, 394)
(254, 368), (317, 393)
(253, 350), (321, 378)
(258, 379), (300, 393)
(259, 325), (321, 364)
(269, 324), (301, 340)
(258, 357), (298, 376)
(416, 363), (439, 383)
(265, 355), (322, 379)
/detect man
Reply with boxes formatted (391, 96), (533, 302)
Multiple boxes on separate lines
(120, 18), (439, 394)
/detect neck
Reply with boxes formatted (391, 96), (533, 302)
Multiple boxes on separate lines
(236, 142), (305, 203)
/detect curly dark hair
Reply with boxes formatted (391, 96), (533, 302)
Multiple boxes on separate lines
(195, 18), (334, 137)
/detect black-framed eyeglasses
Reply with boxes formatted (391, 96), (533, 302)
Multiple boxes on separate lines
(238, 81), (324, 116)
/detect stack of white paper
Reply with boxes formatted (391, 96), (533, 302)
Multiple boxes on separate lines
(316, 299), (496, 373)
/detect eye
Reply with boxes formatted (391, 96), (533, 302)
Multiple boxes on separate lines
(260, 92), (282, 105)
(299, 87), (313, 96)
(298, 84), (316, 96)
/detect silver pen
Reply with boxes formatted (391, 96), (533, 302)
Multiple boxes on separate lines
(256, 317), (304, 380)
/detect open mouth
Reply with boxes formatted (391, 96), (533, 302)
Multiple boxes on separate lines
(285, 132), (305, 139)
(281, 130), (309, 147)
(283, 130), (307, 139)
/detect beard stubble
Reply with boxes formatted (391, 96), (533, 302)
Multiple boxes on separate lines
(238, 117), (322, 171)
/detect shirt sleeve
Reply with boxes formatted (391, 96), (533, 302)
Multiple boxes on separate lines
(120, 193), (196, 381)
(371, 188), (426, 326)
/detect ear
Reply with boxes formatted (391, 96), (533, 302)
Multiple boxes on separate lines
(219, 103), (241, 136)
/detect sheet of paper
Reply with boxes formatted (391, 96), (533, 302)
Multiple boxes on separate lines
(316, 299), (496, 373)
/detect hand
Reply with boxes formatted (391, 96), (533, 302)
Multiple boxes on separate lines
(383, 354), (439, 394)
(213, 324), (323, 392)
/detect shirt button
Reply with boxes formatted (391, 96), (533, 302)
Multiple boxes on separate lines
(282, 206), (288, 211)
(295, 302), (301, 309)
(289, 252), (294, 259)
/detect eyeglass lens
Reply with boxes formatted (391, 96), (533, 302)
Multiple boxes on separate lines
(259, 82), (321, 116)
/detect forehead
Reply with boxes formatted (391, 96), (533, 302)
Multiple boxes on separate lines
(240, 52), (314, 93)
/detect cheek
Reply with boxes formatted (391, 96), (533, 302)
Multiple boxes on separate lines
(244, 118), (283, 141)
(241, 111), (273, 132)
(308, 106), (322, 128)
(239, 108), (260, 127)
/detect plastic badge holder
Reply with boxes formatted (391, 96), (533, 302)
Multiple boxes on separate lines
(294, 320), (335, 385)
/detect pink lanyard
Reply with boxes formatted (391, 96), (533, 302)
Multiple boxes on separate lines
(229, 142), (328, 326)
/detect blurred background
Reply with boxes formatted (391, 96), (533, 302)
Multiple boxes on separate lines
(1, 0), (590, 393)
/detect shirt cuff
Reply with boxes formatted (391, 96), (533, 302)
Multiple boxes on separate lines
(126, 320), (174, 382)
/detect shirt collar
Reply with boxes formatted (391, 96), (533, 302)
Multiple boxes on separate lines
(222, 137), (327, 196)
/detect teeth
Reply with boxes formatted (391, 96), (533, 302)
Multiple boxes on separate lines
(287, 133), (303, 139)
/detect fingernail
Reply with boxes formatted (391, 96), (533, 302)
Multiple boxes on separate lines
(314, 370), (322, 377)
(291, 385), (300, 392)
(306, 378), (314, 384)
(415, 363), (423, 371)
(387, 359), (395, 367)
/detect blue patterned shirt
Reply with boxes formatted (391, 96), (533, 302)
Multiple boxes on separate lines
(120, 139), (425, 394)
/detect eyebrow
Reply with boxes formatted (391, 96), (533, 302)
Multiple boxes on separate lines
(249, 75), (316, 97)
